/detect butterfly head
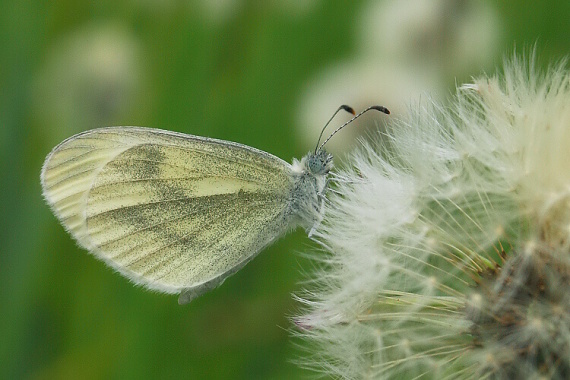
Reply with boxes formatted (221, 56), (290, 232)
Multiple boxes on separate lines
(306, 149), (333, 175)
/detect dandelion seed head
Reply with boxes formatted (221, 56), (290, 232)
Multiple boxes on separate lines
(295, 54), (570, 379)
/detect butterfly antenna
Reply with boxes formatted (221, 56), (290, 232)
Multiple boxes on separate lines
(317, 105), (390, 152)
(314, 105), (355, 154)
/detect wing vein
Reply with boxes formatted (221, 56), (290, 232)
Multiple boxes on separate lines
(44, 148), (101, 171)
(150, 202), (286, 285)
(87, 190), (279, 220)
(96, 195), (276, 249)
(91, 174), (267, 189)
(120, 197), (244, 270)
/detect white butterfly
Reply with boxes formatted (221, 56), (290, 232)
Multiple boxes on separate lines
(41, 105), (388, 304)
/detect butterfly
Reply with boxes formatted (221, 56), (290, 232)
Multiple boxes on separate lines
(41, 105), (389, 304)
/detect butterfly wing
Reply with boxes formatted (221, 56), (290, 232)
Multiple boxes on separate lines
(41, 127), (296, 303)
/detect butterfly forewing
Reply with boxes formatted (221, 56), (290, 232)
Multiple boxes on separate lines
(41, 127), (295, 295)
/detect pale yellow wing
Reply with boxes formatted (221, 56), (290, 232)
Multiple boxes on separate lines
(41, 127), (296, 302)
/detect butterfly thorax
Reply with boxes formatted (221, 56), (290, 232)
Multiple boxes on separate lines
(288, 149), (332, 230)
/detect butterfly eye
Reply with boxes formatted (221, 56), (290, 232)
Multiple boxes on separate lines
(308, 157), (323, 174)
(307, 151), (332, 175)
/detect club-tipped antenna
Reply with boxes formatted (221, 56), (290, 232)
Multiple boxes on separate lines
(316, 105), (390, 152)
(314, 105), (355, 154)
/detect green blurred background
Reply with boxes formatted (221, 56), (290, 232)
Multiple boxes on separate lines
(2, 1), (570, 379)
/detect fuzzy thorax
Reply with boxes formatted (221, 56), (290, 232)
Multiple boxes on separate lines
(288, 150), (333, 232)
